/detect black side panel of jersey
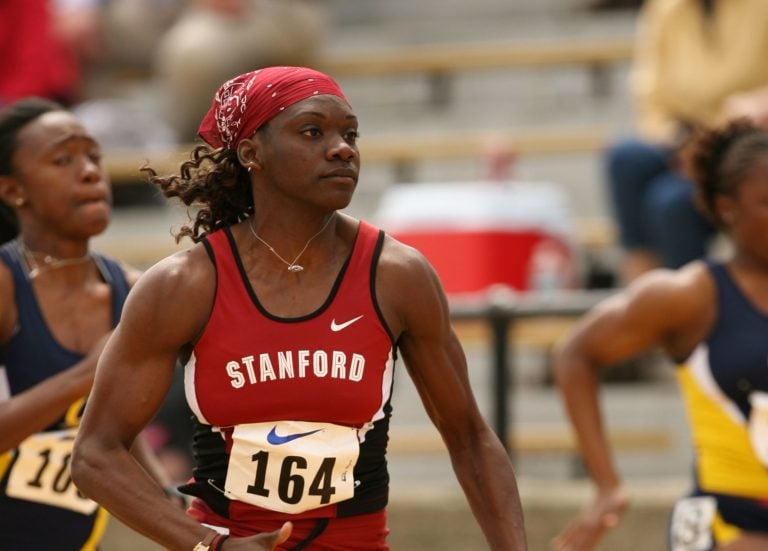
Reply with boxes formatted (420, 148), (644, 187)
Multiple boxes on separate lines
(337, 401), (392, 517)
(178, 417), (231, 518)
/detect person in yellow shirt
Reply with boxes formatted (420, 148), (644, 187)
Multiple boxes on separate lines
(607, 0), (768, 283)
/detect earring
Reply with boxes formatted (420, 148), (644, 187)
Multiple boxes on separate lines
(14, 197), (24, 207)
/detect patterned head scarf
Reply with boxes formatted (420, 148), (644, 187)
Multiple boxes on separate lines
(197, 66), (349, 150)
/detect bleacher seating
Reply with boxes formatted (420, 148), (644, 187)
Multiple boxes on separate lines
(319, 38), (634, 105)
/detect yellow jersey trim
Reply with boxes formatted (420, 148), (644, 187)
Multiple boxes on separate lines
(677, 367), (768, 497)
(80, 507), (109, 551)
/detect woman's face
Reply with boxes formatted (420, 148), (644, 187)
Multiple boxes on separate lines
(10, 110), (111, 240)
(724, 156), (768, 264)
(255, 94), (360, 211)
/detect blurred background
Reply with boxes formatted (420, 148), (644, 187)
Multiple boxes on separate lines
(3, 0), (693, 548)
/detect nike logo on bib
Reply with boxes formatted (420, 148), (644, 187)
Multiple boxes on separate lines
(267, 426), (323, 445)
(331, 315), (364, 332)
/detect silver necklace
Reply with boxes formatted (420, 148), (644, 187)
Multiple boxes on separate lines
(248, 214), (335, 272)
(17, 240), (92, 279)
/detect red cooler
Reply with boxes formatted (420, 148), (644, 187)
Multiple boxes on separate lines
(374, 181), (575, 298)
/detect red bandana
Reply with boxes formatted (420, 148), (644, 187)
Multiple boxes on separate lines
(197, 66), (349, 150)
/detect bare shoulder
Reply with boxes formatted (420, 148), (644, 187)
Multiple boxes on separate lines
(377, 233), (442, 294)
(555, 261), (715, 363)
(606, 260), (714, 325)
(120, 241), (216, 342)
(625, 261), (712, 304)
(129, 241), (214, 303)
(376, 233), (449, 337)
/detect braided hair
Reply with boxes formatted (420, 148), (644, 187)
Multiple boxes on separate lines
(681, 118), (768, 228)
(143, 143), (254, 244)
(0, 97), (65, 244)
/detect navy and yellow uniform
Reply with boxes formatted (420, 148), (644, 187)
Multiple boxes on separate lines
(672, 261), (768, 550)
(0, 241), (130, 550)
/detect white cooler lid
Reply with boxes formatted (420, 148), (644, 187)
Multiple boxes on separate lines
(374, 181), (572, 236)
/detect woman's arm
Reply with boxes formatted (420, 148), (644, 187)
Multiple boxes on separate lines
(117, 263), (182, 498)
(72, 248), (290, 550)
(0, 335), (105, 452)
(0, 262), (110, 451)
(72, 249), (219, 549)
(551, 265), (712, 551)
(381, 240), (526, 550)
(130, 432), (186, 507)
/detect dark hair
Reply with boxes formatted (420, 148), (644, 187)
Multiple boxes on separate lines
(0, 201), (17, 245)
(143, 145), (253, 243)
(0, 97), (65, 243)
(681, 119), (768, 227)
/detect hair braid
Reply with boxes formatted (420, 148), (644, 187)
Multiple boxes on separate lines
(143, 145), (253, 243)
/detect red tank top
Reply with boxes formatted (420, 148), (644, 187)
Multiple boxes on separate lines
(182, 221), (396, 522)
(186, 219), (395, 430)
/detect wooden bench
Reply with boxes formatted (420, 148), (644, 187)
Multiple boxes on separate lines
(322, 38), (634, 77)
(388, 424), (672, 458)
(454, 316), (578, 348)
(389, 424), (672, 478)
(102, 37), (634, 108)
(105, 126), (612, 186)
(319, 37), (634, 106)
(103, 39), (629, 183)
(362, 128), (610, 181)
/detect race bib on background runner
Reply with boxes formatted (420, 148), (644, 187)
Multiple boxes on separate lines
(224, 421), (359, 514)
(670, 496), (716, 551)
(6, 428), (98, 515)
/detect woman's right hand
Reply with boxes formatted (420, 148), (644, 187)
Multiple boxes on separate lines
(222, 522), (292, 550)
(550, 486), (629, 551)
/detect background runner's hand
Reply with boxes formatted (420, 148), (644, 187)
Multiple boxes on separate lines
(550, 486), (629, 551)
(221, 522), (292, 550)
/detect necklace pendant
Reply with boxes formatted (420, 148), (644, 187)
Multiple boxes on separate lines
(288, 264), (304, 272)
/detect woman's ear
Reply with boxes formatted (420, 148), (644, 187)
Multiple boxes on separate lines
(237, 138), (263, 172)
(0, 176), (25, 208)
(714, 194), (737, 226)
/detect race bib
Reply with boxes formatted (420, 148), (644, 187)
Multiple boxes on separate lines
(6, 428), (98, 515)
(224, 421), (359, 514)
(669, 496), (716, 551)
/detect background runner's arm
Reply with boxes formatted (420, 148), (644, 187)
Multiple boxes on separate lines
(0, 334), (107, 452)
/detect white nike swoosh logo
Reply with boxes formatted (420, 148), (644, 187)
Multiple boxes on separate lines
(331, 315), (364, 332)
